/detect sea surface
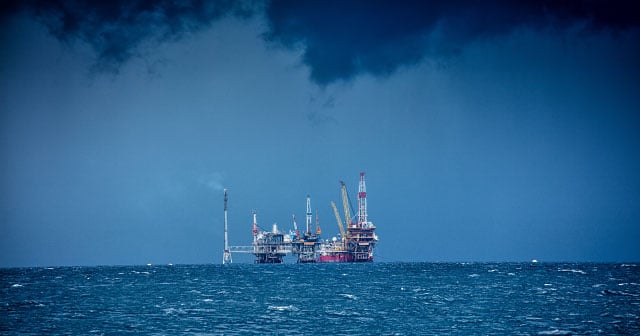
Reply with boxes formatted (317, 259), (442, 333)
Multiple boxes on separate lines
(1, 262), (639, 335)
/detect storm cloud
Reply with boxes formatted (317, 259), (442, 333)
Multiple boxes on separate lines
(4, 0), (258, 73)
(4, 0), (640, 83)
(264, 0), (640, 86)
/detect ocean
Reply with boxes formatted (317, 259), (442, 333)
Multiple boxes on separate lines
(1, 262), (639, 335)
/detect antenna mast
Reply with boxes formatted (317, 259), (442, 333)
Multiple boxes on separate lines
(222, 188), (232, 264)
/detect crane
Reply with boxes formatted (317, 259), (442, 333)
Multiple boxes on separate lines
(292, 214), (300, 241)
(330, 201), (346, 240)
(315, 210), (322, 235)
(306, 195), (312, 236)
(340, 181), (355, 229)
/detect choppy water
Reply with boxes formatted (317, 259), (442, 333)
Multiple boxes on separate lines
(1, 263), (639, 335)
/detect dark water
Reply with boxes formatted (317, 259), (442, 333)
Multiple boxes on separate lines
(1, 263), (639, 335)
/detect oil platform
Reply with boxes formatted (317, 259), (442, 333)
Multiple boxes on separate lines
(223, 172), (379, 263)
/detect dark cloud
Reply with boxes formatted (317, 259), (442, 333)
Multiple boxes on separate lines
(264, 0), (640, 86)
(3, 0), (638, 82)
(4, 0), (258, 73)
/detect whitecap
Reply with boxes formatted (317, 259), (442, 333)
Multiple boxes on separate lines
(163, 307), (187, 315)
(538, 329), (572, 335)
(267, 305), (298, 312)
(338, 293), (358, 300)
(468, 274), (480, 278)
(326, 309), (360, 317)
(203, 298), (213, 302)
(558, 269), (586, 275)
(602, 289), (639, 297)
(11, 284), (23, 288)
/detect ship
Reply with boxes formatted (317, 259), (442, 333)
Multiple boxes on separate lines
(223, 172), (379, 263)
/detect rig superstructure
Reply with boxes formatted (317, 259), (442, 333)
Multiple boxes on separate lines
(223, 172), (379, 263)
(290, 195), (322, 263)
(251, 211), (290, 263)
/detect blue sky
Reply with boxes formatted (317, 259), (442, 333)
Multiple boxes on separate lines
(1, 1), (639, 266)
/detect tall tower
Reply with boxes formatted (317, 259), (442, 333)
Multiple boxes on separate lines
(306, 195), (312, 235)
(357, 172), (367, 228)
(252, 211), (259, 244)
(222, 188), (232, 264)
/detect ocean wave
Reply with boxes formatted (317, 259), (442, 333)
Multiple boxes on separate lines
(267, 305), (298, 312)
(163, 307), (187, 315)
(325, 309), (361, 317)
(338, 293), (358, 300)
(558, 269), (586, 275)
(538, 329), (572, 335)
(2, 263), (638, 334)
(602, 289), (639, 297)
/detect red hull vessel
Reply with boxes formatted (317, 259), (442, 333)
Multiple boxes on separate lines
(318, 253), (353, 263)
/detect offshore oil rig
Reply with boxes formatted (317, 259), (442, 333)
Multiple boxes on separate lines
(222, 172), (379, 263)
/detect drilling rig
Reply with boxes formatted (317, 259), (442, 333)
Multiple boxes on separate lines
(222, 172), (379, 263)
